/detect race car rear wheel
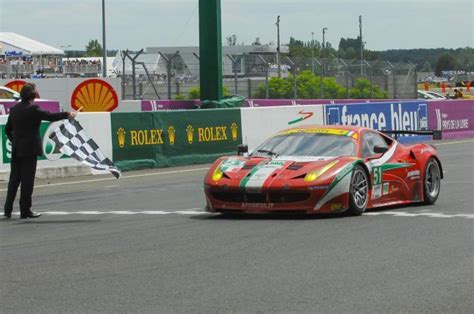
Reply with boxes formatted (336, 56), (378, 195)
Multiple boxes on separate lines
(423, 157), (441, 205)
(347, 165), (369, 216)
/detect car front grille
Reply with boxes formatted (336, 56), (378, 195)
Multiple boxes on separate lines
(211, 191), (310, 204)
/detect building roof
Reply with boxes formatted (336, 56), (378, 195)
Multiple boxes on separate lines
(0, 32), (64, 56)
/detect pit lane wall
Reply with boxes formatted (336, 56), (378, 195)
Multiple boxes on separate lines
(0, 100), (472, 178)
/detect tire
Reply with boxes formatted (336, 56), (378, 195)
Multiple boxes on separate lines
(423, 158), (441, 205)
(347, 165), (369, 216)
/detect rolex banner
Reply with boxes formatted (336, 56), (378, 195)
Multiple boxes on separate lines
(111, 109), (242, 170)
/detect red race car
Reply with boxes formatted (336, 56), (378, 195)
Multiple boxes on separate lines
(204, 125), (443, 215)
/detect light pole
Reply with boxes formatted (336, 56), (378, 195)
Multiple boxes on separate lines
(276, 15), (281, 78)
(322, 27), (328, 53)
(359, 15), (364, 76)
(60, 44), (71, 60)
(102, 0), (107, 77)
(311, 32), (315, 74)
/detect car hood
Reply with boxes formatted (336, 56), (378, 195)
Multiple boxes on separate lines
(216, 155), (349, 183)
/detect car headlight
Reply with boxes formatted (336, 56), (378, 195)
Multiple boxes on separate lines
(304, 160), (339, 182)
(212, 166), (224, 181)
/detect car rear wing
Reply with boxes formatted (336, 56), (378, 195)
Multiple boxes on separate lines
(381, 130), (442, 140)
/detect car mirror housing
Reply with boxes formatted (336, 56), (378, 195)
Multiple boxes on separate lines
(373, 146), (388, 154)
(237, 144), (248, 156)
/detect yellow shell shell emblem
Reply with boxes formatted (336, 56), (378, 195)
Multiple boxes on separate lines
(71, 79), (118, 112)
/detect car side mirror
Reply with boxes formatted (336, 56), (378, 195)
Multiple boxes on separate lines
(373, 146), (388, 154)
(237, 144), (248, 156)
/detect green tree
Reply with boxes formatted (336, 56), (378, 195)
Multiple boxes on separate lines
(435, 53), (459, 76)
(254, 70), (347, 99)
(85, 39), (103, 57)
(187, 86), (231, 99)
(348, 78), (389, 99)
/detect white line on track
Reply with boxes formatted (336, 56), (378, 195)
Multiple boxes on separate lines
(365, 211), (474, 219)
(5, 210), (474, 219)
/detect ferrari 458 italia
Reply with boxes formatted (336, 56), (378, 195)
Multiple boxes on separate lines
(204, 125), (443, 215)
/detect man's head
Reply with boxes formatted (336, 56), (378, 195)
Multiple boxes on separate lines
(19, 83), (37, 103)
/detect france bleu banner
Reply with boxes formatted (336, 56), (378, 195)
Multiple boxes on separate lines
(325, 101), (430, 142)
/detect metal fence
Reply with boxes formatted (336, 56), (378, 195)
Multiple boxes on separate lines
(121, 53), (418, 100)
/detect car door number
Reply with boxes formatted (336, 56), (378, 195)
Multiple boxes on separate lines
(373, 166), (382, 185)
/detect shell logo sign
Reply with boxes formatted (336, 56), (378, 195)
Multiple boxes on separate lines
(5, 80), (41, 98)
(5, 80), (27, 92)
(71, 79), (118, 112)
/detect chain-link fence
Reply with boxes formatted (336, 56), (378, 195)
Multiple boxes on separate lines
(120, 52), (419, 100)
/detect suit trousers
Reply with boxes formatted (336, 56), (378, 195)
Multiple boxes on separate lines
(4, 155), (38, 216)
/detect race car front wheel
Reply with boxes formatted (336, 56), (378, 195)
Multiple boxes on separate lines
(347, 165), (369, 216)
(423, 158), (441, 205)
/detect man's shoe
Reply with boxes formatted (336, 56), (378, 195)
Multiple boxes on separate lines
(20, 212), (42, 219)
(3, 213), (11, 219)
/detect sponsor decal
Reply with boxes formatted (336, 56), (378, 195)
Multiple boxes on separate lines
(167, 126), (176, 145)
(372, 184), (382, 200)
(308, 185), (330, 191)
(71, 79), (118, 112)
(421, 147), (435, 154)
(186, 125), (194, 144)
(383, 182), (390, 196)
(240, 160), (287, 192)
(220, 158), (246, 172)
(274, 156), (334, 162)
(407, 170), (421, 180)
(117, 128), (126, 148)
(231, 122), (239, 141)
(288, 110), (314, 125)
(278, 128), (357, 138)
(241, 203), (274, 209)
(330, 203), (344, 211)
(390, 185), (400, 193)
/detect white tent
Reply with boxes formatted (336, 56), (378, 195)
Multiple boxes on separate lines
(0, 32), (63, 56)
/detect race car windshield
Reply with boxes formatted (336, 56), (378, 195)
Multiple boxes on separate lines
(251, 133), (356, 157)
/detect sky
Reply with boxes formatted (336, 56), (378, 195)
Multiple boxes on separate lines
(0, 0), (473, 51)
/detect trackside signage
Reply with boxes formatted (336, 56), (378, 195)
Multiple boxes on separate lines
(0, 122), (69, 164)
(428, 100), (474, 139)
(241, 105), (325, 151)
(111, 109), (242, 169)
(325, 101), (429, 139)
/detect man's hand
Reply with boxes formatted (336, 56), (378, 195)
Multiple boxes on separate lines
(68, 112), (78, 119)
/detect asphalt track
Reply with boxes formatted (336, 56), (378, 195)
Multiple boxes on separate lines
(1, 139), (473, 313)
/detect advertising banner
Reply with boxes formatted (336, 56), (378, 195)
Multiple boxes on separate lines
(0, 100), (61, 115)
(244, 99), (397, 108)
(325, 101), (430, 142)
(0, 122), (68, 165)
(241, 105), (325, 151)
(141, 100), (197, 111)
(0, 113), (112, 175)
(428, 100), (474, 139)
(111, 109), (242, 169)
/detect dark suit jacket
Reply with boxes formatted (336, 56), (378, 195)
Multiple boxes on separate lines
(5, 101), (69, 157)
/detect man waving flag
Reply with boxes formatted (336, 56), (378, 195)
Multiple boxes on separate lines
(49, 119), (121, 179)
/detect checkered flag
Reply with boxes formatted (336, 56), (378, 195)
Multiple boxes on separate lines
(49, 119), (121, 179)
